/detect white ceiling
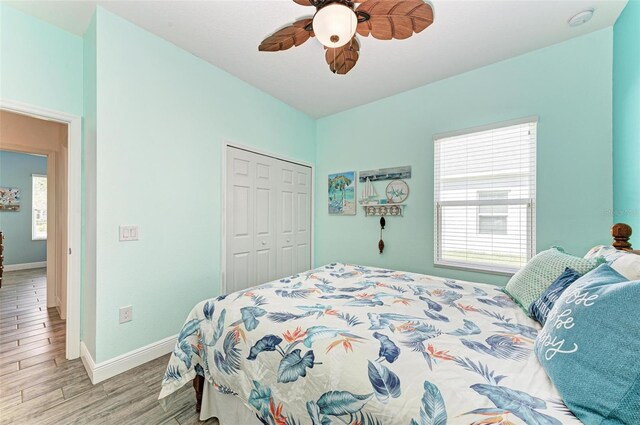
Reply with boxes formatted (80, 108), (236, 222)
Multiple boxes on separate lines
(6, 0), (627, 118)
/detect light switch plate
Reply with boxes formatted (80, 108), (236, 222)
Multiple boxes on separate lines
(119, 225), (139, 241)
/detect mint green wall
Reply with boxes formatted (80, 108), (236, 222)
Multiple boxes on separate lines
(0, 151), (47, 264)
(315, 29), (614, 286)
(91, 9), (316, 362)
(613, 0), (640, 233)
(0, 5), (83, 116)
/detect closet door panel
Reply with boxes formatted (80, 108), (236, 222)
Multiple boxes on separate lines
(231, 252), (251, 293)
(295, 167), (311, 272)
(253, 156), (277, 284)
(277, 163), (296, 277)
(280, 191), (294, 235)
(255, 249), (273, 285)
(226, 152), (255, 294)
(280, 246), (294, 278)
(233, 185), (250, 238)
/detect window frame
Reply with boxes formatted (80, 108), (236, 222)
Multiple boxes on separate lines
(433, 117), (537, 275)
(31, 173), (47, 241)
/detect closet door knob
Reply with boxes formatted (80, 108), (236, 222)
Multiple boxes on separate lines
(261, 241), (266, 246)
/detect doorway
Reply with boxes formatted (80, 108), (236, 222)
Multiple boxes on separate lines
(223, 144), (314, 294)
(0, 120), (68, 375)
(0, 101), (81, 360)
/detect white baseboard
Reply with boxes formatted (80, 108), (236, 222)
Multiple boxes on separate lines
(80, 342), (97, 383)
(55, 295), (66, 320)
(80, 334), (177, 384)
(4, 261), (47, 271)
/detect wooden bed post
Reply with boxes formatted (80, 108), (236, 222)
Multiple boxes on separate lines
(193, 375), (204, 413)
(612, 223), (633, 251)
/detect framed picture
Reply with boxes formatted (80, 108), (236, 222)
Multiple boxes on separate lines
(328, 171), (356, 215)
(0, 187), (21, 212)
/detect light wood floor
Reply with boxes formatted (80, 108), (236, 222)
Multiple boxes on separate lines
(0, 268), (218, 424)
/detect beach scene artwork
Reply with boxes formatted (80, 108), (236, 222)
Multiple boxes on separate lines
(0, 187), (21, 211)
(358, 165), (411, 182)
(328, 171), (356, 215)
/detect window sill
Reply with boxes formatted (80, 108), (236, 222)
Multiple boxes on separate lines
(434, 260), (518, 276)
(32, 237), (47, 241)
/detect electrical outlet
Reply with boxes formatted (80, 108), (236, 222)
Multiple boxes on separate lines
(119, 305), (133, 324)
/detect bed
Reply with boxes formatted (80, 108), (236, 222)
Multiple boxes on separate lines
(159, 224), (635, 425)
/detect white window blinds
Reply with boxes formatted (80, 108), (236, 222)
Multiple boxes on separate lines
(434, 118), (537, 274)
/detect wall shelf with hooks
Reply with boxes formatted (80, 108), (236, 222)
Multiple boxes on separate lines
(362, 204), (405, 217)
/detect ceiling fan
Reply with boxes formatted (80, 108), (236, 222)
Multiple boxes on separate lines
(258, 0), (434, 75)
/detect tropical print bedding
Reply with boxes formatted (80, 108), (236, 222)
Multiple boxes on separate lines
(159, 264), (582, 425)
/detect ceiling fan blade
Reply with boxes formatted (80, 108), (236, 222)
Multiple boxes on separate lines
(325, 38), (360, 75)
(293, 0), (315, 5)
(356, 0), (433, 40)
(259, 19), (314, 52)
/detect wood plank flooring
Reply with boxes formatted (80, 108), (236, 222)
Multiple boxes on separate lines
(0, 269), (219, 424)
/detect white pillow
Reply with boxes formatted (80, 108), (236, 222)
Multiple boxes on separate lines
(584, 245), (640, 280)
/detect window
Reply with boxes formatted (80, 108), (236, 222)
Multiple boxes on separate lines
(32, 174), (47, 240)
(434, 118), (536, 274)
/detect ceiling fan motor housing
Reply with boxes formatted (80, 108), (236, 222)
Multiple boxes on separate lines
(316, 0), (356, 10)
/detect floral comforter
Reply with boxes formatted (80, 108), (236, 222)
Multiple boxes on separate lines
(159, 264), (581, 425)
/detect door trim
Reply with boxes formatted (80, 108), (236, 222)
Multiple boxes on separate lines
(0, 99), (82, 360)
(221, 142), (314, 295)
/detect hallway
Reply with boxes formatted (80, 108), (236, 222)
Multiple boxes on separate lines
(0, 268), (65, 372)
(0, 268), (68, 412)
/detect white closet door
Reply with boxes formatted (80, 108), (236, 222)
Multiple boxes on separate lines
(226, 150), (254, 294)
(253, 155), (278, 285)
(277, 162), (296, 278)
(226, 146), (311, 294)
(295, 167), (311, 272)
(226, 148), (276, 294)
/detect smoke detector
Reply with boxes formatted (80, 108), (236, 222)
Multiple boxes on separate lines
(568, 9), (594, 27)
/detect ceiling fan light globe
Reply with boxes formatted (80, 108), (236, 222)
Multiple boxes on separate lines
(313, 3), (357, 48)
